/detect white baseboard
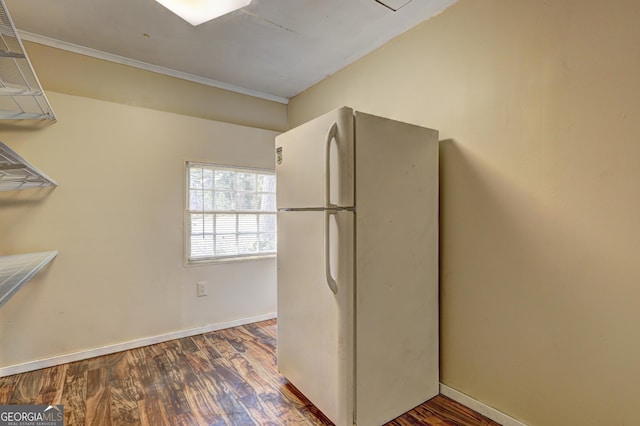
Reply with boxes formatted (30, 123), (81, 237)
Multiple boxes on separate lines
(439, 383), (528, 426)
(0, 312), (276, 378)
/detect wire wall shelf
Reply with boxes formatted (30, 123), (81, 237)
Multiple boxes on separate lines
(0, 140), (56, 191)
(0, 0), (55, 122)
(0, 250), (58, 308)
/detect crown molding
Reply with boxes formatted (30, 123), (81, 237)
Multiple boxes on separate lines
(18, 30), (289, 105)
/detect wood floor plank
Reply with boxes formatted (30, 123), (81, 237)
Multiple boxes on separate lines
(85, 366), (112, 426)
(407, 410), (456, 426)
(105, 352), (141, 425)
(387, 415), (432, 426)
(200, 365), (257, 425)
(184, 339), (257, 425)
(150, 346), (193, 420)
(404, 403), (456, 425)
(259, 318), (278, 341)
(60, 360), (88, 426)
(0, 320), (501, 426)
(177, 368), (229, 426)
(419, 395), (501, 426)
(191, 335), (271, 424)
(283, 383), (334, 425)
(137, 397), (171, 426)
(244, 320), (278, 349)
(197, 333), (296, 425)
(9, 369), (44, 404)
(127, 347), (173, 426)
(215, 327), (282, 390)
(0, 374), (18, 404)
(200, 328), (315, 424)
(210, 353), (276, 425)
(34, 364), (67, 405)
(211, 323), (332, 425)
(153, 343), (211, 425)
(179, 335), (201, 353)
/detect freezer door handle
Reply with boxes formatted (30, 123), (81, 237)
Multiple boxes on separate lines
(324, 210), (338, 294)
(325, 122), (338, 209)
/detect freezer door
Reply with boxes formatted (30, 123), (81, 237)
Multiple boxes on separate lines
(277, 210), (354, 425)
(275, 107), (354, 209)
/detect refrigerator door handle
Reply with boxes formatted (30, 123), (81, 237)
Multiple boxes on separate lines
(325, 122), (338, 209)
(324, 210), (338, 294)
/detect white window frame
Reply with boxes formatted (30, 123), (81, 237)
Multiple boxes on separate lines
(185, 162), (277, 264)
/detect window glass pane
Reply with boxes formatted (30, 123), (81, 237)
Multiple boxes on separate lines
(236, 193), (259, 210)
(257, 174), (276, 192)
(203, 191), (213, 210)
(187, 163), (275, 261)
(214, 191), (235, 210)
(258, 194), (276, 211)
(215, 170), (235, 190)
(238, 214), (258, 233)
(203, 214), (214, 234)
(190, 168), (203, 189)
(238, 234), (259, 254)
(237, 172), (256, 191)
(216, 235), (238, 256)
(203, 168), (214, 189)
(190, 214), (214, 235)
(190, 190), (203, 210)
(215, 214), (236, 234)
(258, 233), (276, 252)
(258, 214), (276, 233)
(191, 234), (214, 258)
(190, 213), (203, 233)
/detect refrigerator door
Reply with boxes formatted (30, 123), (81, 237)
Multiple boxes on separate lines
(277, 209), (354, 425)
(275, 107), (354, 209)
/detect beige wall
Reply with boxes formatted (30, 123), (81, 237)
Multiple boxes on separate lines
(0, 56), (283, 368)
(23, 41), (288, 132)
(290, 0), (640, 424)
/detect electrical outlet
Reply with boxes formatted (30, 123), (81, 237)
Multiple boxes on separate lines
(197, 281), (208, 297)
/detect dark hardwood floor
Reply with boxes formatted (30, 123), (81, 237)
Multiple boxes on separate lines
(0, 319), (500, 425)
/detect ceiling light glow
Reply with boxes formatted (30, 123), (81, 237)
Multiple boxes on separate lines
(155, 0), (251, 26)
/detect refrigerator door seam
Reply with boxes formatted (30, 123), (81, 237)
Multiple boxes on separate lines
(278, 207), (355, 212)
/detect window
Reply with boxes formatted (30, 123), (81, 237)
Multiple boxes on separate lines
(186, 162), (276, 262)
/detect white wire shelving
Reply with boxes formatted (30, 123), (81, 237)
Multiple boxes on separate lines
(0, 142), (58, 307)
(0, 250), (58, 308)
(0, 0), (55, 122)
(0, 140), (56, 191)
(0, 3), (58, 309)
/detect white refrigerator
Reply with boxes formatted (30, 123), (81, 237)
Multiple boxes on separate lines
(276, 107), (439, 426)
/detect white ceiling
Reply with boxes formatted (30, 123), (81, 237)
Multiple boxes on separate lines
(5, 0), (456, 103)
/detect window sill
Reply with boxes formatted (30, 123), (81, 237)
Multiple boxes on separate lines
(185, 253), (276, 267)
